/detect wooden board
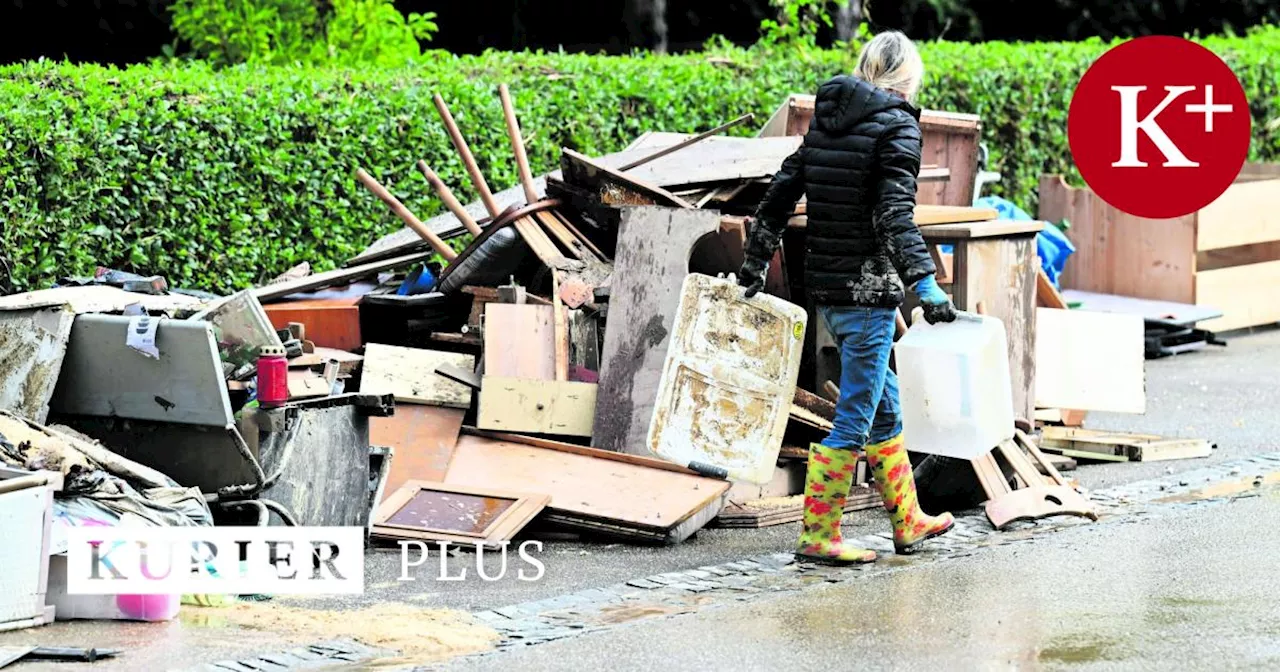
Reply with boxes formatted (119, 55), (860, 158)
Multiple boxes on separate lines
(593, 208), (723, 455)
(254, 251), (431, 303)
(360, 343), (475, 409)
(1038, 175), (1198, 303)
(0, 308), (74, 424)
(370, 406), (466, 501)
(445, 433), (730, 541)
(1034, 308), (1146, 414)
(710, 488), (880, 528)
(1196, 178), (1280, 251)
(0, 285), (204, 314)
(48, 314), (234, 427)
(476, 377), (597, 437)
(918, 220), (1044, 239)
(914, 205), (999, 225)
(483, 303), (556, 380)
(561, 149), (695, 209)
(1039, 427), (1212, 462)
(370, 480), (548, 549)
(1195, 259), (1280, 332)
(263, 298), (362, 352)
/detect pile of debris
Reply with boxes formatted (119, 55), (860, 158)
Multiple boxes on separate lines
(0, 86), (1217, 636)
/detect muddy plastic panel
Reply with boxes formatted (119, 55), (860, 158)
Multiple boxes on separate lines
(646, 273), (807, 484)
(49, 314), (234, 427)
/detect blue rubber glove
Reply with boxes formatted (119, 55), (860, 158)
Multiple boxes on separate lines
(913, 275), (957, 324)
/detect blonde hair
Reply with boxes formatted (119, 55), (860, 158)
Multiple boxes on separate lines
(854, 31), (925, 103)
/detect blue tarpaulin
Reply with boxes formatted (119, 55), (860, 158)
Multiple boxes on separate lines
(938, 196), (1075, 288)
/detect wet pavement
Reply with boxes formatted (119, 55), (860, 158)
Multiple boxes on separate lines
(445, 481), (1280, 671)
(1, 328), (1278, 670)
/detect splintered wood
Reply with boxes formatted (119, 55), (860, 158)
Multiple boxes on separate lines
(361, 344), (475, 409)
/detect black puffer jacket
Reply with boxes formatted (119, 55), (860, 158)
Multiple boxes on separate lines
(746, 74), (936, 307)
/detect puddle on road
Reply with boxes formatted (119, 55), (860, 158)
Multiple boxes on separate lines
(1038, 635), (1122, 664)
(1153, 472), (1280, 504)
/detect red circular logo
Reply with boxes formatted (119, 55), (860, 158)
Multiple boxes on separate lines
(1068, 36), (1251, 219)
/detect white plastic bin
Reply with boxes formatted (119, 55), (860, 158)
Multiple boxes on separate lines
(894, 312), (1014, 459)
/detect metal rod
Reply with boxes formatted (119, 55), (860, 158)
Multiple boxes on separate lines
(617, 113), (755, 172)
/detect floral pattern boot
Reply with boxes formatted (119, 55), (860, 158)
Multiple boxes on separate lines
(795, 443), (877, 564)
(866, 433), (955, 554)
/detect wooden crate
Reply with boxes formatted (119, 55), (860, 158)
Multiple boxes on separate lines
(760, 94), (981, 207)
(1039, 166), (1280, 332)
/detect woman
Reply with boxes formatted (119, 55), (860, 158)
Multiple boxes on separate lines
(738, 30), (958, 564)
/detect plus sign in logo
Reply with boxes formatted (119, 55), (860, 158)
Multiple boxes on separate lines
(1068, 36), (1251, 219)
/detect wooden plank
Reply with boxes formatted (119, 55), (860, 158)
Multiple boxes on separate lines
(0, 308), (74, 424)
(561, 149), (695, 209)
(1036, 269), (1069, 309)
(1195, 259), (1280, 332)
(464, 428), (701, 476)
(914, 205), (998, 225)
(995, 439), (1047, 488)
(1038, 175), (1197, 303)
(1196, 178), (1280, 251)
(535, 210), (583, 260)
(951, 236), (1039, 423)
(370, 405), (465, 499)
(593, 208), (722, 455)
(360, 343), (475, 408)
(1040, 426), (1211, 463)
(48, 315), (234, 427)
(918, 220), (1044, 239)
(971, 453), (1011, 501)
(512, 215), (567, 266)
(476, 377), (597, 437)
(1037, 445), (1130, 462)
(254, 251), (431, 303)
(287, 369), (330, 399)
(1034, 308), (1146, 414)
(483, 303), (555, 380)
(1128, 438), (1213, 462)
(792, 387), (835, 422)
(552, 273), (569, 382)
(445, 434), (729, 535)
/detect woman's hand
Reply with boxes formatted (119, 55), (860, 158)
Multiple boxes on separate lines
(912, 275), (957, 324)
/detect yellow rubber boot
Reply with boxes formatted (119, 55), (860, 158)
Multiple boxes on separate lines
(795, 443), (877, 564)
(866, 433), (954, 554)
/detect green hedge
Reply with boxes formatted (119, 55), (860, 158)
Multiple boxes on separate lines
(3, 29), (1278, 293)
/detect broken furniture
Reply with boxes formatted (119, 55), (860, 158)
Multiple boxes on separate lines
(759, 94), (981, 207)
(444, 431), (730, 544)
(1039, 165), (1280, 332)
(919, 219), (1043, 423)
(592, 208), (723, 456)
(982, 430), (1098, 530)
(1038, 427), (1213, 463)
(370, 480), (549, 549)
(646, 273), (807, 483)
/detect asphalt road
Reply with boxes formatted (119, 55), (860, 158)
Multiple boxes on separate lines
(445, 482), (1280, 671)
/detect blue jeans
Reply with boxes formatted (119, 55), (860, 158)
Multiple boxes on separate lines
(818, 305), (902, 451)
